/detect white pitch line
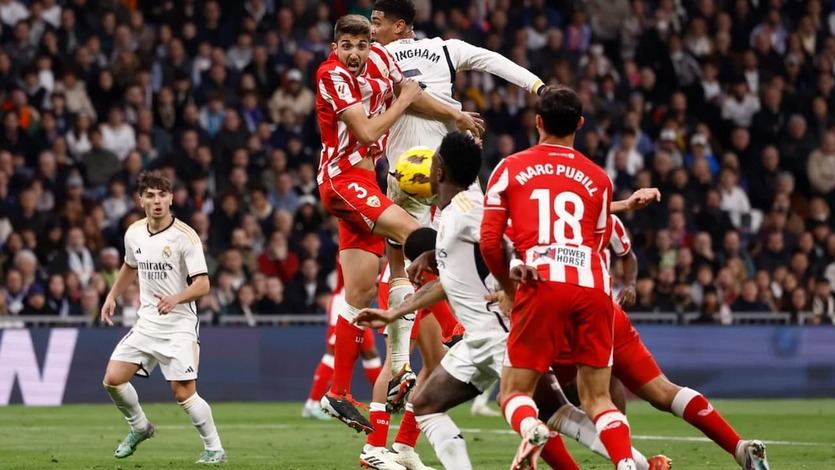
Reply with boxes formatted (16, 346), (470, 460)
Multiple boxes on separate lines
(3, 423), (832, 447)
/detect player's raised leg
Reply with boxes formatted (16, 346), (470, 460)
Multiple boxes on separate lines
(636, 377), (769, 470)
(102, 359), (155, 459)
(171, 380), (226, 464)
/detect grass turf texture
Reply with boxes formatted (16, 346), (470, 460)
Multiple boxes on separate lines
(1, 400), (833, 469)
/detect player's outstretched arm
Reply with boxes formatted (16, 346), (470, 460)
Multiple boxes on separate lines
(611, 187), (662, 213)
(354, 279), (446, 328)
(155, 275), (210, 315)
(101, 263), (138, 326)
(340, 79), (422, 145)
(446, 39), (546, 95)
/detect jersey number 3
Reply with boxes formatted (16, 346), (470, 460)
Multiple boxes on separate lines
(530, 189), (584, 245)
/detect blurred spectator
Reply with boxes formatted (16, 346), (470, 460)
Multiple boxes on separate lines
(255, 277), (291, 314)
(285, 258), (330, 314)
(731, 280), (773, 312)
(49, 227), (94, 287)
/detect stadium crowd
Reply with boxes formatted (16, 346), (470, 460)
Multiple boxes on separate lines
(0, 0), (834, 325)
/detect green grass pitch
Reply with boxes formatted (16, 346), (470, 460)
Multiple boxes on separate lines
(1, 400), (834, 469)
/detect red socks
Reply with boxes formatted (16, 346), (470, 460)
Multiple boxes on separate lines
(367, 403), (390, 448)
(363, 357), (382, 385)
(427, 301), (459, 339)
(502, 393), (540, 435)
(394, 403), (420, 448)
(329, 316), (363, 396)
(540, 436), (580, 470)
(672, 387), (741, 455)
(307, 354), (334, 401)
(594, 409), (634, 467)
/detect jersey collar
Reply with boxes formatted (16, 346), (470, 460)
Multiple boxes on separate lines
(147, 216), (176, 237)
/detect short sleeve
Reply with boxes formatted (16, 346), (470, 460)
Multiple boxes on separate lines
(484, 160), (510, 211)
(123, 233), (137, 268)
(608, 215), (631, 256)
(318, 67), (361, 114)
(182, 237), (208, 279)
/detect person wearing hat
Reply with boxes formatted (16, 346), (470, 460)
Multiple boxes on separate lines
(684, 132), (720, 175)
(20, 283), (49, 315)
(268, 68), (314, 124)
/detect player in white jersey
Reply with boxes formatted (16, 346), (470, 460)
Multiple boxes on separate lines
(355, 133), (510, 469)
(100, 172), (225, 464)
(368, 0), (546, 416)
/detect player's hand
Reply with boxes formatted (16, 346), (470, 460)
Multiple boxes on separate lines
(407, 251), (438, 285)
(154, 294), (179, 314)
(100, 296), (116, 326)
(617, 284), (637, 308)
(455, 111), (485, 137)
(626, 187), (661, 211)
(399, 79), (423, 104)
(485, 290), (513, 316)
(510, 265), (541, 284)
(354, 308), (396, 329)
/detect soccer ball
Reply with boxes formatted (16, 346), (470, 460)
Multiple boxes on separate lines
(394, 146), (435, 200)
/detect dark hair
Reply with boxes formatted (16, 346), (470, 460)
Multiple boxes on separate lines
(137, 170), (173, 195)
(373, 0), (416, 26)
(404, 227), (437, 260)
(536, 87), (583, 138)
(334, 15), (371, 39)
(438, 132), (482, 187)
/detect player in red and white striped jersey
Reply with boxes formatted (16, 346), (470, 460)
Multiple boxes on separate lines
(480, 88), (659, 470)
(315, 15), (427, 436)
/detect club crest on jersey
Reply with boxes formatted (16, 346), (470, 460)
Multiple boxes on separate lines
(162, 246), (172, 258)
(367, 195), (381, 207)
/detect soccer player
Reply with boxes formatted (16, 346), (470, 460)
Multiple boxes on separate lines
(534, 215), (770, 470)
(315, 13), (428, 438)
(369, 0), (548, 406)
(480, 88), (655, 470)
(100, 171), (225, 464)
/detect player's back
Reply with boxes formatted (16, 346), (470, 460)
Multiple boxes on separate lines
(384, 37), (457, 164)
(486, 143), (613, 291)
(437, 188), (508, 340)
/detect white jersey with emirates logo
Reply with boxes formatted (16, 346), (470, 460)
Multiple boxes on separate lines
(383, 37), (544, 167)
(123, 217), (208, 340)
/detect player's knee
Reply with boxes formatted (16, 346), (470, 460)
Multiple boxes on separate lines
(642, 377), (680, 412)
(410, 392), (436, 415)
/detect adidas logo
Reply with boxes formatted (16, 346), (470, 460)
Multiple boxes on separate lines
(135, 248), (141, 254)
(185, 366), (194, 373)
(697, 404), (714, 417)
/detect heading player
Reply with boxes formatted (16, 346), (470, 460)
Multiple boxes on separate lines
(100, 171), (225, 464)
(480, 88), (658, 470)
(369, 0), (548, 401)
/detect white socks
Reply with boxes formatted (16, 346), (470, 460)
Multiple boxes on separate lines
(416, 413), (472, 470)
(179, 393), (223, 451)
(387, 278), (415, 373)
(550, 405), (649, 470)
(104, 382), (149, 432)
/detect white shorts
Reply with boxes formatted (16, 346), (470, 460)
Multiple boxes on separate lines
(441, 335), (506, 392)
(110, 330), (200, 381)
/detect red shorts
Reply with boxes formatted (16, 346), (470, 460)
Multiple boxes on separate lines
(507, 282), (614, 373)
(610, 303), (662, 392)
(550, 302), (662, 392)
(319, 167), (392, 256)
